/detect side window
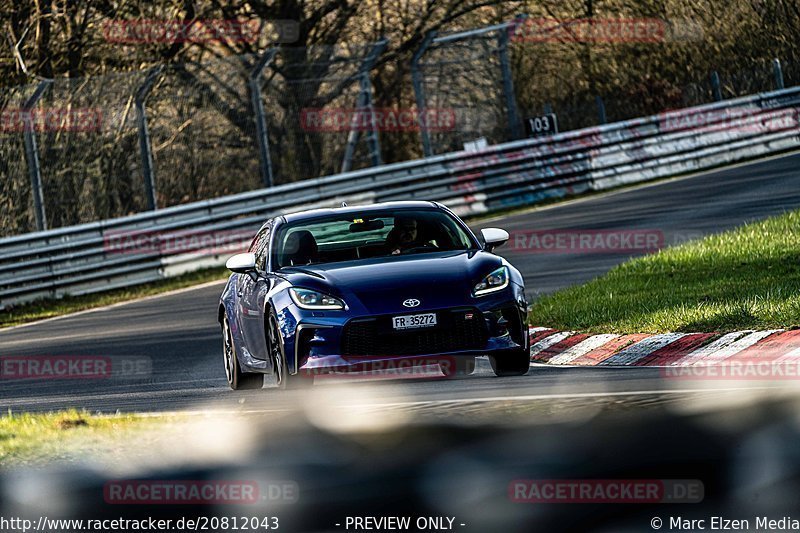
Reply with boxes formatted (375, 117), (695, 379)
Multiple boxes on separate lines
(255, 224), (272, 272)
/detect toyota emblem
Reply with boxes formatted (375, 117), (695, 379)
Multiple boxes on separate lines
(402, 298), (421, 308)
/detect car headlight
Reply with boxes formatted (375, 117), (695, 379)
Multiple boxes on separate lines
(473, 266), (509, 296)
(290, 288), (345, 310)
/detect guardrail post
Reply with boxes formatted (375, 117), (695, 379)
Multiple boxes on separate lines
(22, 80), (52, 232)
(250, 48), (278, 188)
(498, 18), (524, 140)
(595, 95), (607, 125)
(342, 38), (388, 173)
(710, 71), (722, 101)
(136, 67), (162, 211)
(773, 58), (785, 90)
(411, 31), (437, 158)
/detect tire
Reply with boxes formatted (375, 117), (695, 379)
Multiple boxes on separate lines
(267, 312), (312, 390)
(222, 315), (264, 390)
(489, 348), (530, 377)
(441, 357), (476, 378)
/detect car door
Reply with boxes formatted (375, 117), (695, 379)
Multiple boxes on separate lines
(238, 222), (273, 363)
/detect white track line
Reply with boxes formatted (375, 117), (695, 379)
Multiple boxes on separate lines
(321, 386), (794, 408)
(548, 334), (619, 365)
(128, 385), (800, 416)
(0, 279), (227, 333)
(0, 387), (224, 406)
(474, 149), (800, 225)
(600, 333), (687, 366)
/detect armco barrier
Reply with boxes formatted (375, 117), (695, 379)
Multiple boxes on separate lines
(1, 87), (799, 309)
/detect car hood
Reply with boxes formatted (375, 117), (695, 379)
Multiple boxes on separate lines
(279, 250), (502, 314)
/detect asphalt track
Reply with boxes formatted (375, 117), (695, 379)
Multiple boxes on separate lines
(2, 152), (800, 414)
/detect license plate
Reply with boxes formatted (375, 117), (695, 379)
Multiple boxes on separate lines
(392, 313), (437, 330)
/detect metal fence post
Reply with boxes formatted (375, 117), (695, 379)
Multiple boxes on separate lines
(773, 58), (785, 90)
(498, 16), (524, 141)
(710, 71), (722, 101)
(595, 95), (607, 125)
(342, 38), (388, 173)
(136, 67), (162, 211)
(250, 49), (278, 188)
(411, 31), (437, 158)
(22, 80), (53, 232)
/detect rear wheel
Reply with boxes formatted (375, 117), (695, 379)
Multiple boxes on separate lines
(267, 312), (312, 389)
(489, 348), (530, 377)
(222, 315), (264, 390)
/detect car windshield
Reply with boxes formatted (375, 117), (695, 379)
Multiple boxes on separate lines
(273, 209), (476, 268)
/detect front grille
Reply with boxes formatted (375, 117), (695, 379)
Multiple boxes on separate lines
(341, 307), (488, 357)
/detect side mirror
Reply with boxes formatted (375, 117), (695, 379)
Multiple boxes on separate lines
(481, 228), (509, 252)
(226, 252), (256, 273)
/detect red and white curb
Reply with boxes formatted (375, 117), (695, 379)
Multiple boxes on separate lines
(527, 327), (800, 367)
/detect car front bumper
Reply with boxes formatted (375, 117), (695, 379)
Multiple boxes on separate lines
(267, 286), (528, 375)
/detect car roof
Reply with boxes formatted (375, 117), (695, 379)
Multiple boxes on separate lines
(280, 201), (442, 223)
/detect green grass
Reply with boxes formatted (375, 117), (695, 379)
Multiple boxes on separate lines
(0, 410), (174, 467)
(0, 266), (229, 329)
(530, 209), (800, 334)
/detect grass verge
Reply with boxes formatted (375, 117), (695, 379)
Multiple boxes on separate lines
(0, 410), (174, 467)
(530, 209), (800, 334)
(0, 266), (229, 329)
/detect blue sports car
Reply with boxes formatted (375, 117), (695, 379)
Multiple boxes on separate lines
(218, 201), (529, 389)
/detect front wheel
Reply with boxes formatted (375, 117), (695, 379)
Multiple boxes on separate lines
(489, 348), (530, 377)
(267, 312), (312, 390)
(222, 315), (264, 390)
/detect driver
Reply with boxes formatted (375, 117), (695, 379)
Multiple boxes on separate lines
(387, 216), (437, 255)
